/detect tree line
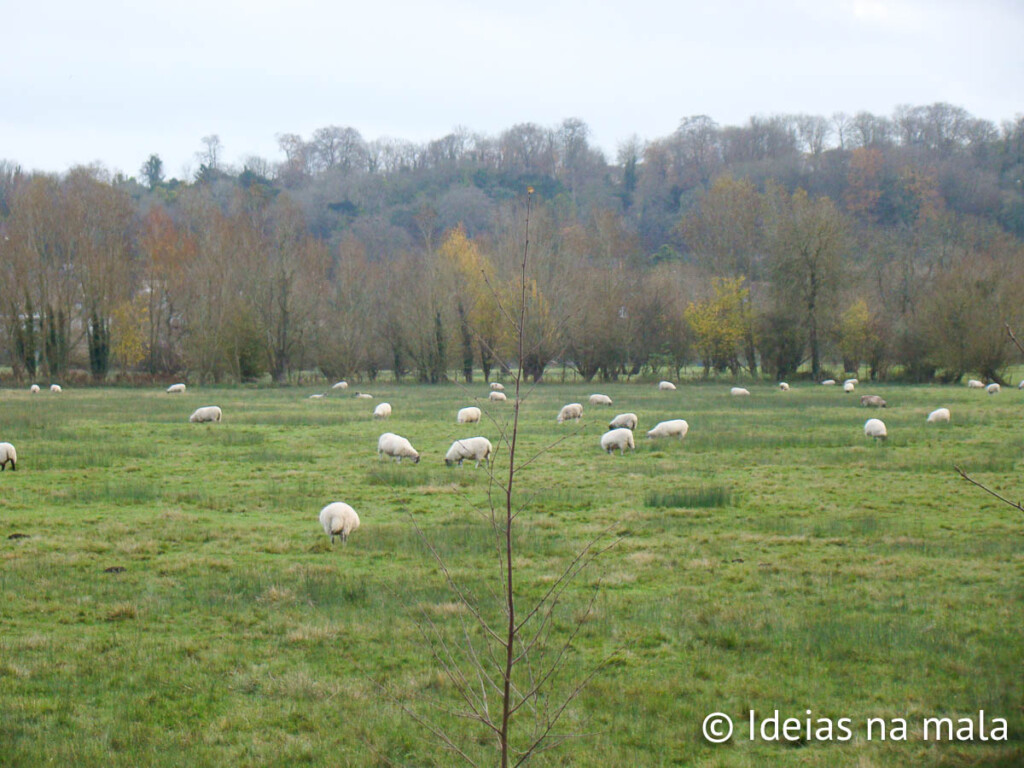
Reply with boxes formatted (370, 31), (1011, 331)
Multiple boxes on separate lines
(1, 102), (1022, 385)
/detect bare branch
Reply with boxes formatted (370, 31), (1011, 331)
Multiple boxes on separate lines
(955, 465), (1024, 513)
(1006, 323), (1024, 357)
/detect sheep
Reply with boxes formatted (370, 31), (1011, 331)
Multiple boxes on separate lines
(609, 412), (638, 430)
(445, 436), (493, 468)
(319, 502), (360, 545)
(166, 383), (186, 394)
(600, 428), (635, 455)
(490, 382), (505, 391)
(658, 381), (677, 391)
(29, 384), (40, 394)
(843, 381), (856, 393)
(189, 405), (222, 423)
(556, 403), (584, 423)
(456, 406), (481, 424)
(647, 419), (689, 440)
(730, 387), (750, 396)
(1019, 380), (1024, 390)
(332, 381), (349, 390)
(50, 384), (62, 393)
(864, 418), (888, 440)
(589, 393), (613, 406)
(844, 378), (859, 386)
(377, 432), (420, 463)
(489, 391), (507, 402)
(0, 442), (17, 471)
(986, 383), (1001, 395)
(373, 402), (392, 419)
(821, 379), (836, 386)
(860, 394), (887, 408)
(355, 392), (373, 399)
(967, 379), (985, 389)
(308, 393), (325, 399)
(778, 382), (790, 391)
(927, 408), (951, 423)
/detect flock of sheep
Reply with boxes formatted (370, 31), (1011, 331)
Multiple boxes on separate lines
(2, 374), (1019, 546)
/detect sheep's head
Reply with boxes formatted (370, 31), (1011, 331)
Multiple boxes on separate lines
(444, 458), (453, 467)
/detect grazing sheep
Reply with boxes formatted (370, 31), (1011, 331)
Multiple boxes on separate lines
(189, 405), (222, 423)
(609, 412), (638, 430)
(1019, 380), (1024, 390)
(166, 383), (186, 394)
(50, 384), (62, 393)
(332, 381), (349, 390)
(730, 387), (750, 396)
(489, 391), (507, 402)
(319, 502), (360, 545)
(844, 378), (859, 386)
(986, 383), (1001, 395)
(967, 379), (985, 389)
(0, 442), (17, 471)
(355, 392), (373, 399)
(373, 402), (392, 419)
(445, 436), (493, 468)
(658, 381), (677, 391)
(860, 395), (887, 408)
(377, 432), (420, 463)
(456, 406), (481, 424)
(589, 393), (613, 406)
(29, 384), (40, 394)
(864, 418), (888, 440)
(556, 403), (584, 423)
(490, 382), (505, 391)
(308, 393), (325, 399)
(843, 381), (856, 393)
(927, 408), (951, 423)
(600, 428), (635, 455)
(778, 382), (790, 391)
(821, 379), (836, 386)
(647, 419), (689, 440)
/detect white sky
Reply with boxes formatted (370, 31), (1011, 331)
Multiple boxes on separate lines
(2, 0), (1021, 179)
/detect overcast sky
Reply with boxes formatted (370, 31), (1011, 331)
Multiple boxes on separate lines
(3, 0), (1021, 179)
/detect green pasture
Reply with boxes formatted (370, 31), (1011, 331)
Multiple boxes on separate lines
(0, 380), (1021, 766)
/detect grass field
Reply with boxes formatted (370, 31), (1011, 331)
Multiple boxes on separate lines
(1, 379), (1021, 767)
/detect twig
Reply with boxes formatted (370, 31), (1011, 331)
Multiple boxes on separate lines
(954, 465), (1024, 513)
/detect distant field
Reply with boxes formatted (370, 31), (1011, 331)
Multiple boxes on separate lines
(1, 381), (1021, 767)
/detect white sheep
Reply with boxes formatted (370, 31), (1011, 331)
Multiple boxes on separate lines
(844, 378), (859, 386)
(456, 406), (481, 424)
(609, 412), (638, 430)
(860, 394), (887, 408)
(373, 402), (392, 419)
(189, 405), (222, 423)
(843, 381), (856, 393)
(864, 418), (888, 440)
(589, 393), (613, 406)
(489, 391), (507, 402)
(658, 381), (677, 391)
(0, 442), (17, 471)
(927, 408), (951, 423)
(50, 384), (62, 393)
(445, 436), (493, 468)
(332, 381), (349, 390)
(821, 379), (836, 386)
(730, 387), (750, 396)
(166, 383), (186, 394)
(319, 502), (360, 545)
(986, 383), (1001, 395)
(308, 393), (325, 399)
(29, 384), (40, 394)
(647, 419), (689, 440)
(778, 382), (790, 391)
(967, 379), (985, 389)
(556, 403), (584, 423)
(1019, 380), (1024, 390)
(355, 392), (373, 399)
(600, 428), (635, 455)
(490, 382), (505, 391)
(377, 432), (420, 463)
